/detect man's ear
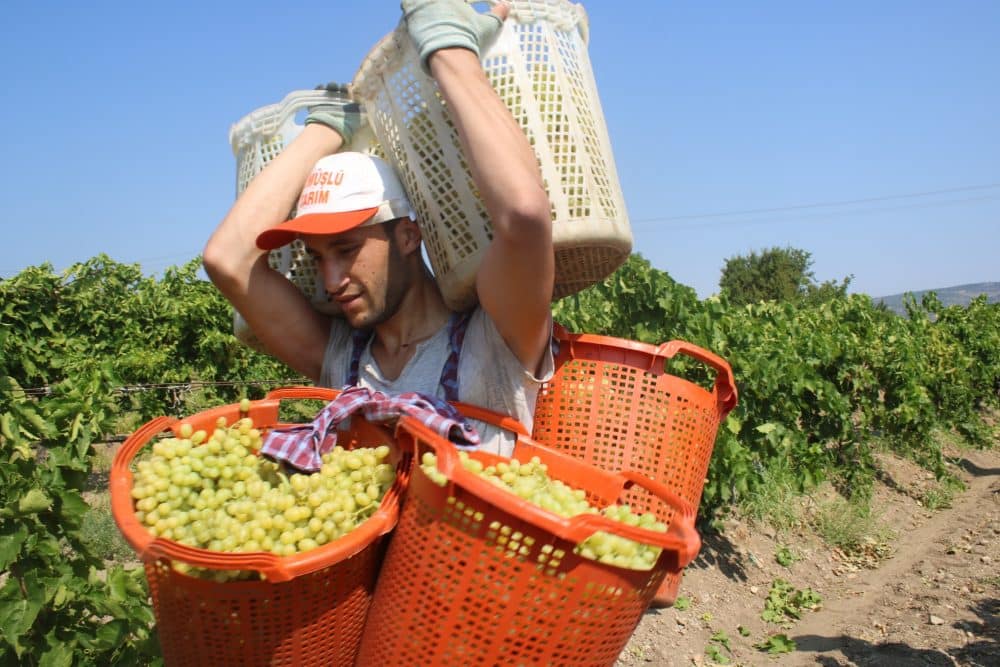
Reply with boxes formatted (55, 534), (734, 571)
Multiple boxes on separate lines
(394, 217), (423, 255)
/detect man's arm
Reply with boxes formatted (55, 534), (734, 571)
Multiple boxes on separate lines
(422, 6), (555, 376)
(203, 124), (343, 381)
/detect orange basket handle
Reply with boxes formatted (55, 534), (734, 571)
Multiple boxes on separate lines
(618, 470), (701, 566)
(138, 505), (397, 582)
(409, 417), (701, 567)
(144, 540), (294, 581)
(657, 340), (738, 416)
(557, 468), (701, 567)
(264, 385), (340, 402)
(565, 510), (700, 568)
(450, 400), (530, 436)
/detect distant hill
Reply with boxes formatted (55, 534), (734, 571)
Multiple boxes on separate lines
(875, 282), (1000, 315)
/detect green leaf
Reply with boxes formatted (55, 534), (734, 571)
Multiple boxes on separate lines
(51, 584), (69, 609)
(755, 633), (796, 654)
(755, 422), (779, 434)
(32, 535), (65, 559)
(89, 595), (128, 621)
(38, 630), (74, 667)
(55, 490), (89, 524)
(18, 489), (52, 515)
(0, 577), (44, 655)
(94, 620), (127, 651)
(710, 629), (731, 650)
(68, 413), (83, 443)
(705, 644), (731, 664)
(108, 568), (128, 602)
(0, 525), (29, 570)
(673, 596), (691, 611)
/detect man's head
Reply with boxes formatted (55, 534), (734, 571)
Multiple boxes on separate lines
(255, 153), (424, 329)
(255, 152), (412, 250)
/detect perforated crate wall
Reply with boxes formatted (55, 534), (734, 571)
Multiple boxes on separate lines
(533, 358), (724, 512)
(352, 0), (632, 311)
(354, 469), (666, 666)
(530, 331), (737, 606)
(145, 544), (381, 666)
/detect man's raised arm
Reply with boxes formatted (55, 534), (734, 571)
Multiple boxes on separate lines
(403, 0), (555, 375)
(203, 121), (346, 381)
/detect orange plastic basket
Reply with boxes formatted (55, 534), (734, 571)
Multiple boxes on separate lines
(531, 326), (738, 606)
(109, 387), (407, 667)
(354, 416), (701, 667)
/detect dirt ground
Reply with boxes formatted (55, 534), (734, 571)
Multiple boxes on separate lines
(616, 446), (1000, 667)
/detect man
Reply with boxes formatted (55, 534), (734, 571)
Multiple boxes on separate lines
(203, 0), (555, 454)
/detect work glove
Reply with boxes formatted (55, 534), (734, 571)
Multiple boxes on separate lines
(401, 0), (507, 73)
(305, 82), (365, 146)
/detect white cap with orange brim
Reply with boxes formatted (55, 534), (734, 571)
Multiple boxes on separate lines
(256, 152), (412, 250)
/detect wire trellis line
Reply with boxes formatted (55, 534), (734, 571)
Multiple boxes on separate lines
(5, 379), (309, 398)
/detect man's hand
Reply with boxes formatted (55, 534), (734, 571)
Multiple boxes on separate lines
(305, 84), (365, 146)
(402, 0), (509, 72)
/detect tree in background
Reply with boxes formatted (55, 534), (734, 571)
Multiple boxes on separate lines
(719, 246), (851, 305)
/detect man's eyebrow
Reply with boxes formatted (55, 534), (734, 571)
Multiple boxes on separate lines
(305, 235), (363, 254)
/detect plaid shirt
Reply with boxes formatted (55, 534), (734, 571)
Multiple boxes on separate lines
(260, 386), (481, 472)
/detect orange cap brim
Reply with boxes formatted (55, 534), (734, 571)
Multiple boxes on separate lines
(255, 206), (380, 250)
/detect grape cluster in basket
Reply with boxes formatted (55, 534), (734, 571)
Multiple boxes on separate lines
(420, 451), (668, 571)
(130, 409), (395, 582)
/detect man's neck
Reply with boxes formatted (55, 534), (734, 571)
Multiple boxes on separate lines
(373, 273), (452, 358)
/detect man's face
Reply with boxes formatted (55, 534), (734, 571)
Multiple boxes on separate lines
(303, 222), (410, 329)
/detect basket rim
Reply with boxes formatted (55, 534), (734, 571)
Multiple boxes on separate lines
(398, 415), (701, 568)
(109, 395), (401, 582)
(228, 88), (353, 151)
(549, 326), (739, 415)
(351, 0), (591, 99)
(351, 24), (406, 101)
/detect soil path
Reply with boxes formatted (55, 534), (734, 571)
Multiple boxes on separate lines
(787, 449), (998, 666)
(617, 447), (1000, 666)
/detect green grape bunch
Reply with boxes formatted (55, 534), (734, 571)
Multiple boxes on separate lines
(129, 411), (396, 582)
(420, 451), (668, 571)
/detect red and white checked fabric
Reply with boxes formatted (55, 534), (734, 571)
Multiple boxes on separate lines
(260, 386), (481, 472)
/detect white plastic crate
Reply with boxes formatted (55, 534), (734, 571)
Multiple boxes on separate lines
(351, 0), (632, 311)
(228, 88), (382, 350)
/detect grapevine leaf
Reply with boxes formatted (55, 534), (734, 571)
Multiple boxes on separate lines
(88, 594), (128, 621)
(38, 630), (74, 667)
(51, 584), (69, 609)
(710, 629), (732, 650)
(755, 633), (796, 654)
(705, 644), (731, 664)
(44, 447), (89, 472)
(108, 568), (128, 602)
(55, 490), (89, 525)
(125, 567), (149, 597)
(0, 576), (44, 656)
(93, 620), (127, 651)
(68, 413), (83, 443)
(0, 525), (29, 569)
(18, 489), (52, 515)
(32, 535), (64, 559)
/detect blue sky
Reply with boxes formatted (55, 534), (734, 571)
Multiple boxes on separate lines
(1, 1), (997, 298)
